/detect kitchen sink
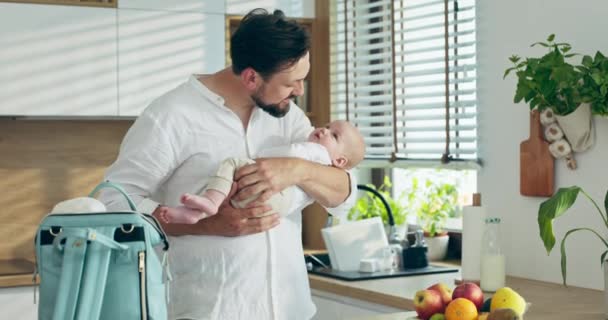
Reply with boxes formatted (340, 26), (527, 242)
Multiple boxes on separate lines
(305, 253), (458, 281)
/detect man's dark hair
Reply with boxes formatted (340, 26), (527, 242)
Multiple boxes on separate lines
(230, 9), (310, 79)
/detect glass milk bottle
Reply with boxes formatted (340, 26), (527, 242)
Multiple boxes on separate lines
(480, 217), (506, 292)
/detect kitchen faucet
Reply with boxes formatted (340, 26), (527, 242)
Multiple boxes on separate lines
(355, 184), (405, 246)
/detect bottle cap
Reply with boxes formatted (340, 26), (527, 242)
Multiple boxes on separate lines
(485, 217), (501, 224)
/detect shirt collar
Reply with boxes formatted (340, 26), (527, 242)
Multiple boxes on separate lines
(188, 75), (227, 109)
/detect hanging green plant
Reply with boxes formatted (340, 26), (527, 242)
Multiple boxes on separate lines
(504, 34), (584, 116)
(578, 51), (608, 116)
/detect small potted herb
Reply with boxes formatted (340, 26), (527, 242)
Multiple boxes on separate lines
(416, 180), (459, 261)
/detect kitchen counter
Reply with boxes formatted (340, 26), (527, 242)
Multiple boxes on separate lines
(309, 271), (605, 319)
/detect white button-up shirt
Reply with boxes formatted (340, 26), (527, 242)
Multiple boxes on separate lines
(100, 76), (356, 320)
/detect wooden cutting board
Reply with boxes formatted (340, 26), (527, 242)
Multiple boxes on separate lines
(520, 110), (554, 197)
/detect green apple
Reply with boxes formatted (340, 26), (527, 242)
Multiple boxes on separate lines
(429, 313), (446, 320)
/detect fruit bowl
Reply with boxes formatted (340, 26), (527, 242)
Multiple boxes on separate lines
(412, 282), (528, 320)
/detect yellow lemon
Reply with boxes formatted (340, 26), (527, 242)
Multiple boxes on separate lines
(490, 287), (526, 317)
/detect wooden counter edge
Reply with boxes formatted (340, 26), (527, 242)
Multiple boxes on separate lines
(308, 274), (414, 310)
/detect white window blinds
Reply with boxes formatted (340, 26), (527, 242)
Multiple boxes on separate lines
(330, 0), (478, 167)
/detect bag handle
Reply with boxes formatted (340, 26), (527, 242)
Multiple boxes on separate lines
(89, 181), (137, 211)
(53, 228), (129, 252)
(88, 181), (170, 251)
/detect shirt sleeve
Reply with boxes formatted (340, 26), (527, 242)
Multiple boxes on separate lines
(323, 169), (358, 221)
(99, 113), (180, 214)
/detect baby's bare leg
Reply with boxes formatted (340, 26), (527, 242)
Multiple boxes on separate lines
(158, 190), (225, 224)
(156, 205), (210, 224)
(181, 190), (225, 212)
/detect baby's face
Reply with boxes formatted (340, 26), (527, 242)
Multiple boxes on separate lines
(308, 121), (351, 161)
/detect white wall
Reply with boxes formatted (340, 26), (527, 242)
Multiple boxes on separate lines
(477, 0), (608, 290)
(0, 287), (36, 320)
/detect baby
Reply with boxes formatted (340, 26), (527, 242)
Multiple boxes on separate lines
(157, 120), (365, 224)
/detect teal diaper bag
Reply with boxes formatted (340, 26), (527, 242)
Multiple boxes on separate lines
(35, 181), (170, 320)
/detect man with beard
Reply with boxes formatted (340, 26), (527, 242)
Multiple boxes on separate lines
(99, 8), (357, 320)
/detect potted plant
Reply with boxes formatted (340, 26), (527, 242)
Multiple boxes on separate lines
(537, 186), (608, 316)
(416, 179), (459, 261)
(348, 176), (411, 238)
(504, 34), (594, 152)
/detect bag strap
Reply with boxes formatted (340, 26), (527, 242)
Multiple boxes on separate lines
(51, 228), (128, 320)
(52, 237), (87, 320)
(88, 181), (137, 211)
(74, 226), (115, 320)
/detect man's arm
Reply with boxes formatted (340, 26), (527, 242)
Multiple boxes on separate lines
(234, 157), (351, 208)
(294, 160), (351, 207)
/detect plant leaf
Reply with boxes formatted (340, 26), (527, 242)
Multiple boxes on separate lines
(601, 250), (608, 267)
(547, 34), (555, 42)
(560, 228), (608, 286)
(538, 186), (581, 254)
(582, 55), (593, 67)
(509, 55), (520, 63)
(531, 42), (549, 48)
(560, 231), (570, 286)
(605, 189), (608, 222)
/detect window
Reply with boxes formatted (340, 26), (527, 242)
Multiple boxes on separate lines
(330, 0), (478, 167)
(331, 0), (479, 230)
(0, 0), (116, 8)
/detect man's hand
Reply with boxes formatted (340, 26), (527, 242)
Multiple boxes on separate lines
(196, 182), (280, 236)
(202, 201), (280, 237)
(233, 157), (301, 204)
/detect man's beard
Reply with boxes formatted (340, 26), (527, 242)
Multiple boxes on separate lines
(251, 93), (292, 118)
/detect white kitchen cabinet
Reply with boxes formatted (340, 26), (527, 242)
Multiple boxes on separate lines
(119, 0), (224, 14)
(225, 0), (314, 18)
(0, 3), (118, 116)
(117, 9), (225, 116)
(311, 289), (407, 320)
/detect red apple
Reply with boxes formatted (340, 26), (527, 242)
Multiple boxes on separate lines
(452, 282), (484, 311)
(414, 289), (444, 320)
(427, 282), (453, 307)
